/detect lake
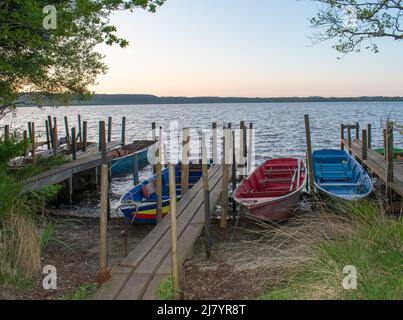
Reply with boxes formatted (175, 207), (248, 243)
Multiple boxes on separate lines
(1, 101), (402, 215)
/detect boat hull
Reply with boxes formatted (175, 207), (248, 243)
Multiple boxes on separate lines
(241, 190), (302, 222)
(234, 158), (307, 222)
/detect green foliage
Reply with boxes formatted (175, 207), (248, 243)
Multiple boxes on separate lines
(310, 1), (403, 55)
(156, 276), (173, 300)
(0, 0), (165, 118)
(59, 283), (98, 300)
(260, 201), (403, 300)
(39, 222), (55, 250)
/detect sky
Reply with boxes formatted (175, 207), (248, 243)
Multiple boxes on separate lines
(92, 0), (403, 97)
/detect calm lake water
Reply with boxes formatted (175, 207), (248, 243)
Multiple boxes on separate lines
(1, 101), (402, 216)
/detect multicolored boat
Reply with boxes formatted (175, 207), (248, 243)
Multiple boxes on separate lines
(234, 158), (307, 222)
(313, 149), (373, 201)
(109, 140), (156, 177)
(119, 163), (204, 223)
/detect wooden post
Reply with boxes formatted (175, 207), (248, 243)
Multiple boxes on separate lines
(45, 120), (51, 150)
(27, 122), (32, 141)
(107, 116), (112, 143)
(231, 130), (237, 217)
(152, 122), (157, 174)
(23, 130), (28, 156)
(304, 115), (315, 194)
(361, 129), (367, 161)
(247, 123), (253, 174)
(82, 121), (88, 151)
(385, 122), (394, 199)
(4, 125), (10, 142)
(220, 128), (230, 229)
(121, 116), (126, 146)
(212, 122), (218, 164)
(355, 122), (360, 140)
(340, 124), (345, 150)
(132, 153), (139, 186)
(202, 136), (212, 257)
(239, 121), (246, 181)
(97, 120), (110, 284)
(383, 128), (387, 159)
(181, 128), (190, 196)
(78, 114), (82, 142)
(30, 122), (36, 163)
(71, 127), (77, 161)
(347, 125), (352, 153)
(52, 126), (58, 156)
(64, 116), (70, 146)
(168, 163), (183, 300)
(367, 124), (372, 149)
(47, 116), (53, 148)
(156, 127), (163, 223)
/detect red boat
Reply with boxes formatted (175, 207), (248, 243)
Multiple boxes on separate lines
(234, 158), (307, 222)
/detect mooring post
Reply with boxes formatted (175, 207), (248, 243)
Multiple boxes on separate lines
(152, 122), (157, 174)
(132, 153), (139, 186)
(45, 120), (51, 150)
(47, 116), (53, 147)
(220, 127), (230, 229)
(23, 130), (28, 156)
(78, 114), (82, 142)
(4, 124), (9, 142)
(27, 121), (32, 139)
(64, 116), (70, 147)
(168, 163), (183, 300)
(347, 125), (352, 153)
(202, 137), (212, 257)
(107, 116), (112, 143)
(247, 123), (253, 174)
(71, 127), (77, 161)
(239, 121), (246, 181)
(83, 121), (88, 152)
(30, 122), (36, 163)
(385, 121), (394, 199)
(52, 125), (58, 156)
(156, 127), (163, 223)
(212, 122), (218, 164)
(355, 122), (360, 140)
(97, 120), (110, 284)
(383, 128), (387, 160)
(231, 129), (237, 218)
(367, 124), (372, 149)
(304, 115), (315, 194)
(362, 129), (367, 161)
(181, 128), (190, 196)
(340, 124), (345, 150)
(121, 116), (126, 146)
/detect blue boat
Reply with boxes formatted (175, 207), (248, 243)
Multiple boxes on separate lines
(313, 149), (373, 201)
(119, 163), (204, 224)
(109, 140), (156, 177)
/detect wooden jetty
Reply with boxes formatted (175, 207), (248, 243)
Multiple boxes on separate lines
(341, 123), (403, 198)
(94, 164), (231, 300)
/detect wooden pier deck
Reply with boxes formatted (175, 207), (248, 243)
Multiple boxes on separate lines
(344, 139), (403, 197)
(22, 141), (120, 192)
(94, 164), (230, 300)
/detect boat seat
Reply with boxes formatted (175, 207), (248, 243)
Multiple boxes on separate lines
(315, 170), (353, 178)
(320, 182), (363, 188)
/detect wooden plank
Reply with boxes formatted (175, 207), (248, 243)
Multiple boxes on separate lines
(93, 272), (131, 300)
(120, 165), (221, 268)
(95, 165), (226, 300)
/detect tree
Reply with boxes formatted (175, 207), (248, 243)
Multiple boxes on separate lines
(309, 0), (403, 54)
(0, 0), (165, 119)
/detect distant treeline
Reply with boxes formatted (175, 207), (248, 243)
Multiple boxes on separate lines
(18, 94), (403, 107)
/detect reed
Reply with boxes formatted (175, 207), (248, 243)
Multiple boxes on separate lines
(258, 199), (402, 300)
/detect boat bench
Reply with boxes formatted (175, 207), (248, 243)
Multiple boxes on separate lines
(320, 182), (363, 188)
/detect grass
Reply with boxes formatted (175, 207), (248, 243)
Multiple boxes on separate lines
(156, 276), (174, 300)
(59, 283), (98, 300)
(259, 200), (402, 300)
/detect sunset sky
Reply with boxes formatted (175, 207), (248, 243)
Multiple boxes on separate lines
(93, 0), (403, 97)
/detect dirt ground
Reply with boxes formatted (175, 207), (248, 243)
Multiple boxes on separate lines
(0, 213), (154, 300)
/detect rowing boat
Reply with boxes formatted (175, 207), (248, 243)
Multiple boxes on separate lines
(234, 158), (307, 222)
